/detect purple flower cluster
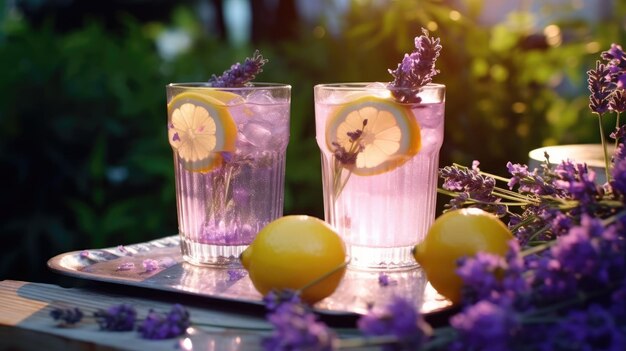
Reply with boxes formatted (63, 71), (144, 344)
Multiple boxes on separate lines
(506, 161), (558, 196)
(262, 292), (335, 351)
(449, 300), (519, 351)
(530, 216), (624, 302)
(430, 41), (626, 349)
(138, 304), (190, 340)
(440, 161), (506, 215)
(541, 304), (625, 350)
(357, 297), (431, 351)
(388, 28), (441, 103)
(94, 304), (137, 331)
(553, 161), (600, 208)
(457, 241), (528, 305)
(588, 43), (626, 114)
(208, 50), (267, 87)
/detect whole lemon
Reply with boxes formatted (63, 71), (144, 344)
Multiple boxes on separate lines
(413, 208), (514, 304)
(240, 215), (347, 305)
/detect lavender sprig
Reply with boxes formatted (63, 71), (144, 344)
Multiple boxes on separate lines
(587, 44), (626, 184)
(261, 294), (336, 351)
(94, 304), (137, 331)
(587, 61), (612, 115)
(138, 304), (190, 340)
(208, 50), (268, 87)
(388, 28), (442, 103)
(330, 119), (368, 201)
(50, 306), (84, 326)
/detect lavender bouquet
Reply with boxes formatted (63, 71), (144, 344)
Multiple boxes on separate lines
(259, 42), (626, 350)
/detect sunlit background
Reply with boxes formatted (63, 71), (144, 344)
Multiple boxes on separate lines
(0, 0), (624, 284)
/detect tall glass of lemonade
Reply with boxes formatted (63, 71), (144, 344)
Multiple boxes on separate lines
(167, 83), (291, 266)
(314, 83), (445, 270)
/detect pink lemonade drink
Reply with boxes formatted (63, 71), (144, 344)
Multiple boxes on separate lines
(166, 83), (291, 266)
(314, 83), (445, 270)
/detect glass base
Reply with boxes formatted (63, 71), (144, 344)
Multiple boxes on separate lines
(347, 244), (418, 271)
(180, 236), (247, 267)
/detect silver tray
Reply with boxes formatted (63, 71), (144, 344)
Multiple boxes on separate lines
(47, 235), (452, 316)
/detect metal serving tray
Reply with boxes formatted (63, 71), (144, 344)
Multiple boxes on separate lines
(48, 235), (452, 316)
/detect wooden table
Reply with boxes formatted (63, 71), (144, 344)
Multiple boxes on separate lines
(0, 279), (279, 351)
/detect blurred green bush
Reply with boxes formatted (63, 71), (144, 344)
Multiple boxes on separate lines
(0, 1), (624, 283)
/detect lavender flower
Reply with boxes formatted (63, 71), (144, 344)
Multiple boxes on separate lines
(457, 241), (528, 306)
(588, 61), (613, 115)
(449, 300), (519, 351)
(439, 161), (506, 215)
(262, 298), (335, 351)
(553, 160), (599, 209)
(138, 304), (190, 340)
(531, 216), (624, 302)
(50, 306), (84, 326)
(263, 290), (301, 312)
(611, 279), (626, 324)
(388, 28), (441, 103)
(611, 156), (626, 197)
(541, 304), (625, 351)
(116, 262), (135, 271)
(142, 259), (159, 272)
(610, 125), (626, 144)
(94, 304), (137, 331)
(357, 296), (431, 351)
(378, 273), (396, 287)
(227, 269), (247, 281)
(589, 44), (626, 114)
(208, 50), (267, 87)
(506, 161), (558, 196)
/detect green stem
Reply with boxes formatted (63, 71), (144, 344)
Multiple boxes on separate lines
(598, 113), (612, 184)
(298, 260), (349, 294)
(615, 112), (621, 152)
(337, 335), (399, 349)
(524, 224), (552, 243)
(521, 240), (555, 257)
(602, 209), (626, 226)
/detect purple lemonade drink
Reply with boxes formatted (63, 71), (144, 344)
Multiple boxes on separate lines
(314, 83), (445, 270)
(167, 83), (291, 266)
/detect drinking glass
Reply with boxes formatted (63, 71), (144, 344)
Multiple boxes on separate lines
(166, 83), (291, 266)
(314, 83), (445, 270)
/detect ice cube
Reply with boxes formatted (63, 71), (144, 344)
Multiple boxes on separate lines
(365, 82), (393, 99)
(240, 121), (273, 149)
(246, 89), (276, 105)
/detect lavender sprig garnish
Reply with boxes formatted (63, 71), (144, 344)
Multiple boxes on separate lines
(330, 119), (367, 201)
(208, 49), (268, 87)
(388, 28), (442, 103)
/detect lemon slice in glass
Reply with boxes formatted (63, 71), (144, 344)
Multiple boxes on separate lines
(326, 96), (421, 176)
(167, 91), (238, 173)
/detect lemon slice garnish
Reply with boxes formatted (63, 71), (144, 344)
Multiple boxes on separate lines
(167, 91), (238, 173)
(325, 96), (421, 176)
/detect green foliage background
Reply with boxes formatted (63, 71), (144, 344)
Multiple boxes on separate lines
(0, 0), (624, 283)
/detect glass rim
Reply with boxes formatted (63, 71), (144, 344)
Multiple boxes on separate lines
(314, 82), (445, 90)
(167, 82), (291, 90)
